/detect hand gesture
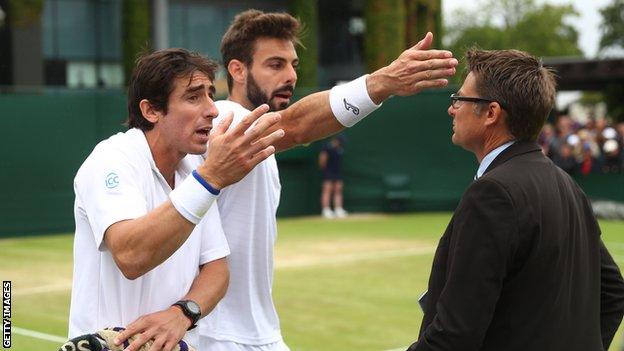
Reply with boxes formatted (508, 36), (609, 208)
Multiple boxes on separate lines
(197, 104), (285, 189)
(368, 32), (458, 103)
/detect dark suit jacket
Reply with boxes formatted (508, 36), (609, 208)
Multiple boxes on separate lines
(409, 141), (624, 351)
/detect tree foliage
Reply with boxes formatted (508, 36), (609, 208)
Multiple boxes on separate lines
(445, 0), (582, 81)
(364, 0), (406, 71)
(598, 0), (624, 122)
(290, 0), (319, 89)
(405, 0), (443, 48)
(8, 0), (43, 28)
(122, 0), (150, 86)
(599, 0), (624, 52)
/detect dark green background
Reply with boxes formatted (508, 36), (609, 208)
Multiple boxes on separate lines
(1, 89), (621, 236)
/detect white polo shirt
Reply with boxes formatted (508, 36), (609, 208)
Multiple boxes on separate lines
(199, 100), (283, 345)
(69, 128), (229, 347)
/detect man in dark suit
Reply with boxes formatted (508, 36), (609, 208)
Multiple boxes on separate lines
(409, 49), (624, 351)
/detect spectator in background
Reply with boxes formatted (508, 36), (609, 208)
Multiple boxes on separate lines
(603, 139), (622, 173)
(553, 143), (578, 174)
(538, 116), (623, 175)
(319, 135), (347, 219)
(617, 122), (624, 170)
(550, 115), (573, 158)
(537, 123), (554, 156)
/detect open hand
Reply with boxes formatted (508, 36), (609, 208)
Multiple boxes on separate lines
(367, 32), (458, 103)
(197, 104), (285, 189)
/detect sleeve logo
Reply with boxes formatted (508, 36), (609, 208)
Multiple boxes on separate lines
(105, 172), (120, 189)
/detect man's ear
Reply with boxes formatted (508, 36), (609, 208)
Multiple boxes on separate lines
(484, 102), (505, 128)
(139, 99), (162, 124)
(228, 59), (247, 85)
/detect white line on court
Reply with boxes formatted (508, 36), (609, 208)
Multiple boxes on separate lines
(17, 246), (437, 294)
(275, 246), (436, 269)
(13, 281), (73, 296)
(13, 326), (66, 343)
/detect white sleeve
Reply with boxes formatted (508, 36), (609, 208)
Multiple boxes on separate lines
(196, 203), (230, 265)
(75, 151), (147, 250)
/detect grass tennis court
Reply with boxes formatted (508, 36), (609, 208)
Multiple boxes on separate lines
(2, 213), (624, 350)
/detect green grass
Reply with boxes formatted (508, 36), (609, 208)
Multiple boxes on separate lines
(1, 213), (624, 350)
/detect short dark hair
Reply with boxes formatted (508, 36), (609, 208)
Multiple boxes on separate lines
(220, 9), (301, 92)
(127, 48), (218, 131)
(466, 49), (557, 141)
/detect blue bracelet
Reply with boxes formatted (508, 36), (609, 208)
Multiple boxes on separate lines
(192, 170), (220, 195)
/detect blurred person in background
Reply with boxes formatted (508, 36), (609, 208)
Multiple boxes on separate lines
(319, 134), (347, 218)
(578, 129), (602, 176)
(537, 123), (555, 156)
(409, 49), (624, 351)
(603, 139), (621, 173)
(553, 142), (579, 174)
(199, 9), (458, 351)
(617, 122), (624, 170)
(550, 115), (573, 158)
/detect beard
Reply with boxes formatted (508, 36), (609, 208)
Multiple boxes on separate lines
(246, 72), (294, 111)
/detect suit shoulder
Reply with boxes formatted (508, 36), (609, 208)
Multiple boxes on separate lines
(463, 177), (514, 206)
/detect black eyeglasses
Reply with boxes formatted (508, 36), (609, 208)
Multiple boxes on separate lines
(450, 93), (504, 110)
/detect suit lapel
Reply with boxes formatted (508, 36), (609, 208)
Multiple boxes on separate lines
(483, 141), (542, 176)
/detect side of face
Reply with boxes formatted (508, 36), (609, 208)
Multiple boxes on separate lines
(246, 37), (299, 111)
(148, 72), (218, 156)
(447, 72), (488, 153)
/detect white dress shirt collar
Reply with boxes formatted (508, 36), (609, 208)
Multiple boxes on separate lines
(475, 140), (515, 180)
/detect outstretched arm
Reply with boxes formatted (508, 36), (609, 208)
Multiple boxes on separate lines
(272, 32), (458, 151)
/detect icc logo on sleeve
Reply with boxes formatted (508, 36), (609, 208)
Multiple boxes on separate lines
(105, 172), (120, 189)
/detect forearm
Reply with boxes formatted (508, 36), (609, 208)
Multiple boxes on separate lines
(183, 258), (229, 318)
(105, 201), (196, 280)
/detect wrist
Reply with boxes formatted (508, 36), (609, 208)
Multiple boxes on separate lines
(195, 165), (224, 191)
(169, 171), (218, 225)
(191, 170), (220, 195)
(329, 74), (382, 128)
(366, 70), (391, 104)
(171, 305), (193, 330)
(172, 300), (201, 331)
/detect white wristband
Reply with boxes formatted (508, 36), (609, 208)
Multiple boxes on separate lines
(329, 74), (382, 127)
(170, 172), (218, 225)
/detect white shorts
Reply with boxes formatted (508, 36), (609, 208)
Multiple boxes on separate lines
(199, 337), (291, 351)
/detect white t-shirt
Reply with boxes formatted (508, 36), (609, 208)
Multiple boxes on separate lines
(69, 128), (229, 347)
(200, 100), (283, 345)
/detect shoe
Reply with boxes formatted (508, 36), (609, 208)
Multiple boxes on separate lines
(322, 207), (335, 219)
(334, 207), (348, 218)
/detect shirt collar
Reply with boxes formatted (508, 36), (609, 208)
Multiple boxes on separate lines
(475, 140), (515, 180)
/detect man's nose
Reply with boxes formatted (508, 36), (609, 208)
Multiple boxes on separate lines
(204, 99), (219, 119)
(285, 64), (297, 85)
